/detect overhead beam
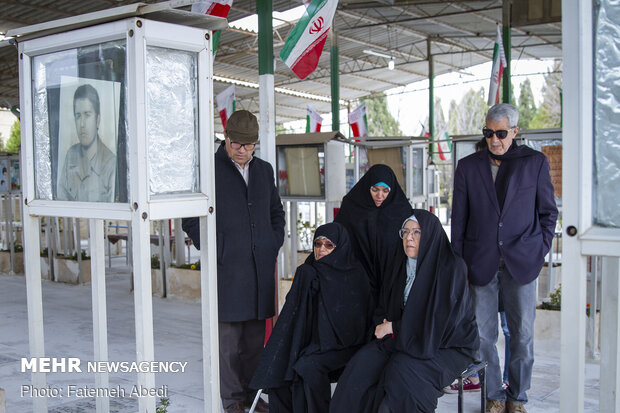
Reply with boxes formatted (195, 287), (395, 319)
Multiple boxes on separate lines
(340, 6), (502, 30)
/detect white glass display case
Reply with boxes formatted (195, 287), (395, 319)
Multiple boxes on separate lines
(11, 3), (226, 412)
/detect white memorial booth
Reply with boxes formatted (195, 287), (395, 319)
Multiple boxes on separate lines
(352, 137), (428, 207)
(275, 131), (347, 278)
(11, 3), (226, 412)
(562, 1), (620, 412)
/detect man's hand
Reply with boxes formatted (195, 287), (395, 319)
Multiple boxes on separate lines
(374, 319), (393, 339)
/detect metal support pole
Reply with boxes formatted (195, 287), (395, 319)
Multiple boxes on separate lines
(427, 38), (434, 162)
(174, 218), (186, 266)
(502, 2), (512, 104)
(131, 214), (156, 413)
(23, 213), (47, 412)
(76, 218), (83, 283)
(7, 194), (15, 274)
(199, 214), (220, 413)
(257, 0), (276, 169)
(587, 256), (600, 359)
(89, 219), (110, 413)
(290, 202), (298, 275)
(158, 220), (167, 298)
(330, 30), (340, 132)
(600, 257), (620, 412)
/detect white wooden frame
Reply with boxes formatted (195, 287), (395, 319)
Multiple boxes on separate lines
(562, 1), (620, 412)
(18, 17), (219, 413)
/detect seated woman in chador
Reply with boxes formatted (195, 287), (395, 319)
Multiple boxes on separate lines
(250, 222), (372, 413)
(330, 210), (479, 413)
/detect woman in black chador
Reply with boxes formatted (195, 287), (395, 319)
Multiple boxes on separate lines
(250, 222), (372, 413)
(334, 164), (413, 300)
(330, 210), (479, 413)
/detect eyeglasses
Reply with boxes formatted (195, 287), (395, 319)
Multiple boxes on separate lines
(482, 128), (513, 140)
(230, 141), (256, 150)
(399, 228), (421, 239)
(313, 240), (336, 250)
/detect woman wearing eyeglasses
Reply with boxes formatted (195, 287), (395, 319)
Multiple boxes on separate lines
(250, 222), (372, 413)
(330, 210), (479, 413)
(334, 164), (413, 302)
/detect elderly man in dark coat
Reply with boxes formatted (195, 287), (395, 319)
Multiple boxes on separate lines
(183, 110), (285, 413)
(451, 103), (558, 413)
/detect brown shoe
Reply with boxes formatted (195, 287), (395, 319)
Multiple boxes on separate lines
(486, 399), (506, 413)
(245, 397), (269, 413)
(224, 401), (245, 413)
(506, 401), (528, 413)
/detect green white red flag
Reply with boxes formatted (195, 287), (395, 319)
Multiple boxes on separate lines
(280, 0), (339, 79)
(191, 1), (233, 55)
(216, 84), (235, 128)
(436, 131), (452, 162)
(488, 25), (507, 105)
(348, 103), (368, 138)
(306, 105), (323, 132)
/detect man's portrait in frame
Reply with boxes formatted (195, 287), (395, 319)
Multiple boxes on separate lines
(56, 76), (120, 202)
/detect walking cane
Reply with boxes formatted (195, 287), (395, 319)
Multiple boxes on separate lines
(248, 389), (263, 413)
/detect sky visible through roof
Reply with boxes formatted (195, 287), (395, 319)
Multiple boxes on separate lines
(283, 59), (557, 136)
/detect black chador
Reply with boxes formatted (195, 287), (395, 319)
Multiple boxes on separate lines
(334, 164), (413, 300)
(250, 223), (372, 413)
(330, 210), (480, 413)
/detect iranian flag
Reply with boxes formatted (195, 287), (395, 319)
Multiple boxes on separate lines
(191, 1), (233, 55)
(348, 103), (368, 138)
(216, 84), (235, 128)
(306, 105), (323, 132)
(488, 25), (507, 105)
(280, 0), (339, 79)
(436, 131), (452, 162)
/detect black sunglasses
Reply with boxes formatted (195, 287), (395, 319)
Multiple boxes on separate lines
(482, 128), (513, 140)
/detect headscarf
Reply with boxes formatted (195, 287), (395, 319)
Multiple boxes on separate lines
(334, 164), (413, 299)
(250, 223), (372, 390)
(377, 209), (479, 360)
(401, 215), (418, 305)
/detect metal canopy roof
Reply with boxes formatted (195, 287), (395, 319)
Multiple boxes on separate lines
(0, 0), (561, 132)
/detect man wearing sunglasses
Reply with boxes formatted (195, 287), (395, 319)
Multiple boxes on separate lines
(451, 103), (558, 413)
(183, 110), (285, 413)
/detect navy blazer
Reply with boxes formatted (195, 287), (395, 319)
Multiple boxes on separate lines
(451, 148), (558, 286)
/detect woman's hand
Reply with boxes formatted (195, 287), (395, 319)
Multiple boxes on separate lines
(374, 319), (393, 339)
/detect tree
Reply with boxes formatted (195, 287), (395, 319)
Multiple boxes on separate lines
(448, 87), (488, 135)
(362, 92), (402, 137)
(517, 79), (537, 130)
(530, 60), (562, 129)
(5, 120), (20, 153)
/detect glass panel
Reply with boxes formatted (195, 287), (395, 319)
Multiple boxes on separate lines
(277, 144), (325, 198)
(146, 46), (199, 196)
(454, 141), (476, 166)
(593, 0), (620, 227)
(31, 40), (128, 203)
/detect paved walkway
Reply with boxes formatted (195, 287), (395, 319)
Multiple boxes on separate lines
(0, 269), (600, 412)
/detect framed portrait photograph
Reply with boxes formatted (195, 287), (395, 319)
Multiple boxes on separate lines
(31, 39), (128, 204)
(55, 77), (120, 202)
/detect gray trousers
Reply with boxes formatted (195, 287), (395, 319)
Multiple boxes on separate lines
(219, 319), (265, 408)
(470, 263), (536, 404)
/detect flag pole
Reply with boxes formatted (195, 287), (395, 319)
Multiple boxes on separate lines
(502, 1), (512, 104)
(330, 29), (340, 132)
